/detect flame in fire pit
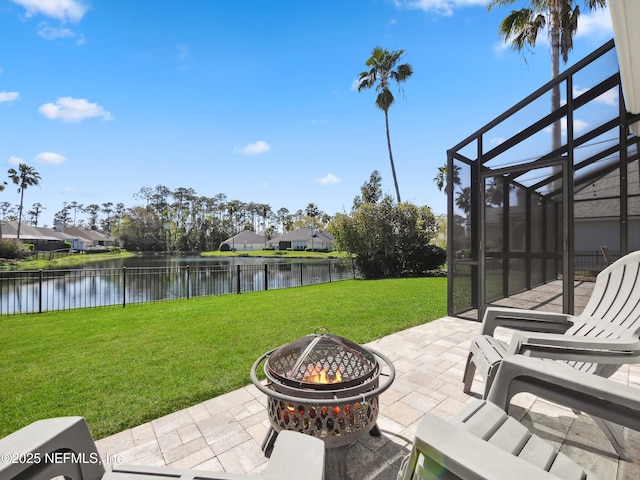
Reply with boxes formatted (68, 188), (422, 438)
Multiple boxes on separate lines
(302, 363), (342, 384)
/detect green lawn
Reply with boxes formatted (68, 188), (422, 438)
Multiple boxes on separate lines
(0, 277), (446, 440)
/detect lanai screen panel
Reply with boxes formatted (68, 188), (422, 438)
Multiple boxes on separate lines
(447, 41), (630, 316)
(451, 158), (474, 314)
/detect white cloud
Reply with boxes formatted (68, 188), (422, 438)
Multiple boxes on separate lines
(37, 23), (85, 44)
(573, 85), (618, 107)
(34, 152), (67, 165)
(0, 91), (20, 103)
(8, 156), (24, 166)
(575, 7), (612, 40)
(545, 118), (589, 137)
(391, 0), (486, 16)
(38, 97), (113, 122)
(11, 0), (88, 22)
(572, 119), (589, 134)
(315, 173), (341, 186)
(236, 141), (271, 156)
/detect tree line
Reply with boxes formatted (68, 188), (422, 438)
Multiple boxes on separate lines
(1, 169), (332, 251)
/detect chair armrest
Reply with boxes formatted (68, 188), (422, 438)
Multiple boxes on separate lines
(487, 355), (640, 432)
(109, 431), (325, 480)
(264, 431), (324, 480)
(399, 412), (567, 480)
(506, 331), (640, 363)
(480, 307), (573, 336)
(0, 417), (105, 480)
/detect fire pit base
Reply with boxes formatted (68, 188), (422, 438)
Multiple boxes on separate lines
(261, 424), (381, 457)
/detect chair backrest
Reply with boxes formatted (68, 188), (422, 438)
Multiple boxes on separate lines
(569, 250), (640, 340)
(564, 251), (640, 375)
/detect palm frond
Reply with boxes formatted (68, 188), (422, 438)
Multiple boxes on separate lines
(393, 63), (414, 83)
(375, 89), (395, 112)
(584, 0), (606, 10)
(499, 8), (545, 51)
(487, 0), (517, 12)
(559, 4), (580, 62)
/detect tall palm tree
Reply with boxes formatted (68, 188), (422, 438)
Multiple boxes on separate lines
(488, 0), (607, 152)
(8, 163), (41, 240)
(358, 46), (413, 204)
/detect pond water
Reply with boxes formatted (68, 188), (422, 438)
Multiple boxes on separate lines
(2, 254), (355, 314)
(77, 253), (321, 269)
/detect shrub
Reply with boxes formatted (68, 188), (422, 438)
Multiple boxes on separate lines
(0, 239), (23, 259)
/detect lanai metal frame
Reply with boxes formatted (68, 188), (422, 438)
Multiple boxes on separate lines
(447, 39), (640, 318)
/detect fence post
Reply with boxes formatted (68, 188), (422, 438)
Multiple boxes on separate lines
(38, 270), (43, 314)
(236, 264), (241, 294)
(328, 261), (332, 283)
(186, 265), (190, 300)
(122, 266), (127, 308)
(264, 264), (268, 291)
(300, 262), (303, 286)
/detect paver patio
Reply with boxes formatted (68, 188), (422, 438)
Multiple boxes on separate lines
(95, 281), (640, 479)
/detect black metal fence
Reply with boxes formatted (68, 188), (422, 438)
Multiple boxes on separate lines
(0, 260), (358, 315)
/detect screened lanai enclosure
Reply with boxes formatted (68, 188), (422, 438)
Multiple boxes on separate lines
(447, 39), (640, 317)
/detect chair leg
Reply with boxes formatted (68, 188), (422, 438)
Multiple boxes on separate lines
(592, 416), (631, 461)
(462, 353), (476, 394)
(483, 368), (496, 400)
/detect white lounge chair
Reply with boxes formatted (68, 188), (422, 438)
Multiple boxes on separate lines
(462, 250), (640, 456)
(486, 354), (640, 461)
(0, 416), (325, 480)
(398, 355), (640, 480)
(397, 399), (599, 480)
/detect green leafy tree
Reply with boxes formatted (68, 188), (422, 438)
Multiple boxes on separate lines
(116, 206), (164, 251)
(8, 163), (41, 240)
(489, 0), (607, 151)
(358, 47), (413, 203)
(354, 170), (383, 208)
(330, 172), (443, 278)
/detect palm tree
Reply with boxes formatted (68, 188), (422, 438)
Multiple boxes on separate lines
(358, 46), (413, 203)
(434, 164), (461, 194)
(488, 0), (607, 152)
(8, 163), (41, 240)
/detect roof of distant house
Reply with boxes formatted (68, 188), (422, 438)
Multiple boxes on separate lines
(0, 221), (60, 241)
(276, 227), (333, 242)
(0, 221), (114, 244)
(221, 230), (272, 246)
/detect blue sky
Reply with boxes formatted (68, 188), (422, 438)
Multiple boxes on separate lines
(0, 0), (614, 226)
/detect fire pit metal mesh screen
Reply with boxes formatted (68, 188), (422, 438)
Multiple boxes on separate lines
(251, 330), (395, 449)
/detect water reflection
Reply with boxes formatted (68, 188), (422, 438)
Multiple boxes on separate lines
(1, 255), (355, 314)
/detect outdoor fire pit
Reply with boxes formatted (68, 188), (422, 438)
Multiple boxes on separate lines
(250, 328), (395, 453)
